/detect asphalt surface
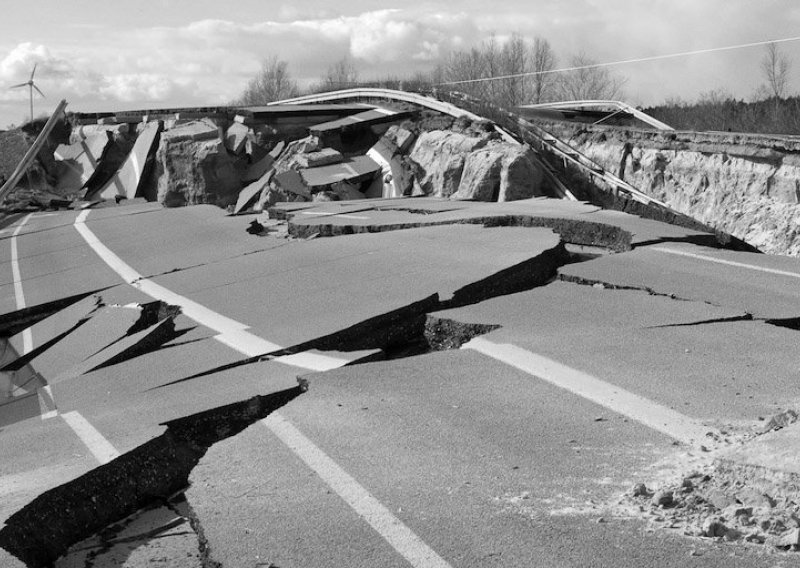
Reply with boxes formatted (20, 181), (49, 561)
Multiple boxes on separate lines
(1, 197), (799, 567)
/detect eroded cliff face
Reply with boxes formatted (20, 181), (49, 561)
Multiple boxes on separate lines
(547, 124), (800, 256)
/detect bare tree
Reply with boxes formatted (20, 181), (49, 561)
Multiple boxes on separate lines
(497, 34), (528, 108)
(528, 37), (556, 103)
(235, 56), (299, 105)
(320, 56), (360, 91)
(556, 52), (626, 101)
(761, 42), (790, 99)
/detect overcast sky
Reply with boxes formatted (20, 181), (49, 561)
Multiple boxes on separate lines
(1, 1), (799, 127)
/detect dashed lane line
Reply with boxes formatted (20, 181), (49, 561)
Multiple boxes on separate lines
(263, 413), (454, 568)
(462, 337), (713, 446)
(652, 246), (800, 279)
(61, 411), (121, 464)
(73, 209), (452, 567)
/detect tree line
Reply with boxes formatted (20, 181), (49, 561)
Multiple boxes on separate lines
(235, 39), (799, 135)
(233, 35), (626, 109)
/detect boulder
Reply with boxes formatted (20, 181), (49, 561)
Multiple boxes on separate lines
(409, 130), (492, 197)
(155, 131), (242, 207)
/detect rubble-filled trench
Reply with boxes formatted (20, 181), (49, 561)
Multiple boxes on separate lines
(4, 204), (800, 565)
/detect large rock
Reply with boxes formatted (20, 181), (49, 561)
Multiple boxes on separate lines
(155, 122), (242, 207)
(409, 130), (492, 197)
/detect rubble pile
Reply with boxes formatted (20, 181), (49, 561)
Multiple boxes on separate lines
(1, 102), (555, 214)
(617, 412), (800, 553)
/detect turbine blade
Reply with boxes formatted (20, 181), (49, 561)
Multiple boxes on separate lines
(9, 83), (27, 89)
(30, 63), (37, 81)
(33, 84), (45, 98)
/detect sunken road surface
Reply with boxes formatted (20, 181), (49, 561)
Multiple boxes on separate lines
(1, 196), (800, 567)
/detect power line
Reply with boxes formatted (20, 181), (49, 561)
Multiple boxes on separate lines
(438, 35), (800, 86)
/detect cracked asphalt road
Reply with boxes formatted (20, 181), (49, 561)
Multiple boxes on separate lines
(2, 197), (800, 567)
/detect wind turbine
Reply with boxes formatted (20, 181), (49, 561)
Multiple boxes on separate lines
(10, 64), (45, 123)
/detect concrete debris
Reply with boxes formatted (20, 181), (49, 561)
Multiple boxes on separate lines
(158, 118), (219, 143)
(225, 122), (250, 154)
(53, 133), (111, 191)
(235, 168), (274, 214)
(89, 120), (163, 201)
(300, 155), (381, 189)
(243, 153), (275, 184)
(156, 125), (242, 208)
(296, 147), (343, 168)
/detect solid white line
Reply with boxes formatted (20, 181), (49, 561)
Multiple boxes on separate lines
(61, 411), (120, 464)
(462, 338), (712, 446)
(652, 246), (800, 279)
(299, 211), (370, 220)
(11, 213), (33, 354)
(263, 413), (453, 568)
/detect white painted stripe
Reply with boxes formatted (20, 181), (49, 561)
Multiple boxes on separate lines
(653, 246), (800, 279)
(462, 338), (712, 446)
(273, 351), (350, 372)
(74, 210), (350, 372)
(62, 411), (120, 464)
(10, 213), (33, 354)
(298, 211), (369, 220)
(37, 385), (58, 419)
(263, 413), (453, 568)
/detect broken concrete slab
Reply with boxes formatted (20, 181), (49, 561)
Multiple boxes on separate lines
(367, 137), (412, 198)
(225, 122), (250, 155)
(27, 304), (145, 384)
(160, 118), (219, 144)
(90, 121), (163, 201)
(57, 502), (202, 567)
(715, 423), (800, 486)
(296, 148), (343, 168)
(274, 169), (311, 199)
(234, 169), (274, 214)
(0, 289), (105, 339)
(308, 108), (410, 136)
(54, 133), (111, 191)
(51, 316), (177, 384)
(71, 123), (129, 145)
(243, 152), (275, 184)
(0, 385), (304, 568)
(300, 155), (381, 189)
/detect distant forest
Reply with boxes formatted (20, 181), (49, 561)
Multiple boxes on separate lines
(238, 37), (800, 136)
(643, 94), (800, 135)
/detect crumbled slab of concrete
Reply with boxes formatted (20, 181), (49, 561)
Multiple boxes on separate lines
(56, 502), (201, 568)
(614, 416), (800, 553)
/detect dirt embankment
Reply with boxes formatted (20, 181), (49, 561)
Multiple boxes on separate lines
(542, 122), (800, 256)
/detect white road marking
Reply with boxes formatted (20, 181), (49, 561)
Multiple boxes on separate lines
(37, 385), (58, 419)
(462, 337), (712, 446)
(74, 210), (350, 371)
(11, 213), (34, 354)
(653, 246), (800, 279)
(76, 208), (450, 567)
(299, 211), (370, 220)
(263, 413), (453, 568)
(61, 411), (120, 464)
